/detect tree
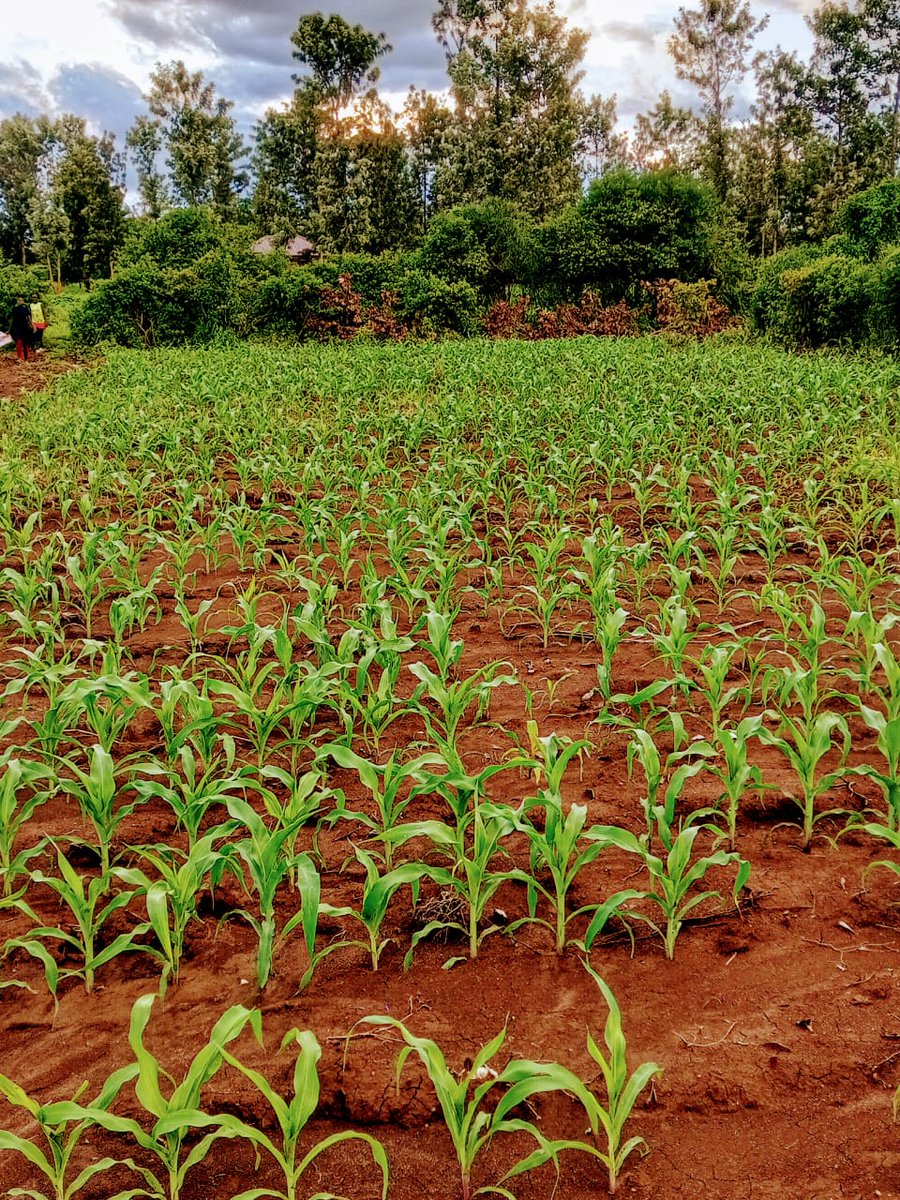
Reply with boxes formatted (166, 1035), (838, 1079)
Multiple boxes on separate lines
(402, 87), (453, 234)
(805, 2), (874, 158)
(254, 15), (420, 254)
(863, 0), (900, 172)
(433, 0), (589, 217)
(29, 192), (70, 285)
(0, 115), (49, 265)
(252, 94), (321, 235)
(126, 115), (169, 218)
(733, 48), (814, 253)
(134, 62), (248, 214)
(668, 0), (769, 200)
(290, 13), (391, 124)
(801, 2), (882, 229)
(633, 91), (701, 170)
(579, 94), (630, 181)
(52, 122), (125, 286)
(310, 96), (419, 253)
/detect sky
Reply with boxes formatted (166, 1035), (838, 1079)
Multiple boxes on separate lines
(1, 0), (821, 149)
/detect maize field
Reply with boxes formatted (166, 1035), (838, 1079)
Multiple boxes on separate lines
(0, 336), (899, 1198)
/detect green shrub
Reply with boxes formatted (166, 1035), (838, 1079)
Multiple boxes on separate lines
(72, 251), (250, 348)
(525, 170), (725, 307)
(395, 271), (480, 336)
(419, 200), (527, 303)
(121, 209), (237, 270)
(837, 179), (900, 258)
(778, 254), (875, 347)
(749, 244), (823, 337)
(324, 252), (416, 306)
(871, 245), (900, 349)
(252, 271), (322, 336)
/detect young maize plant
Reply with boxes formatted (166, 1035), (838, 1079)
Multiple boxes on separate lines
(0, 1064), (146, 1200)
(626, 726), (712, 848)
(319, 843), (432, 970)
(691, 642), (750, 737)
(690, 715), (765, 851)
(221, 796), (339, 991)
(352, 1017), (578, 1200)
(1, 559), (59, 642)
(577, 530), (625, 638)
(6, 848), (151, 996)
(408, 658), (516, 752)
(509, 796), (643, 956)
(418, 607), (465, 680)
(0, 756), (51, 896)
(592, 606), (629, 705)
(512, 557), (582, 648)
(255, 763), (341, 869)
(847, 698), (900, 830)
(843, 610), (899, 692)
(60, 534), (114, 638)
(207, 656), (343, 767)
(218, 1027), (389, 1200)
(316, 743), (444, 869)
(389, 801), (526, 966)
(759, 710), (851, 849)
(113, 832), (226, 991)
(58, 994), (263, 1200)
(406, 751), (524, 829)
(640, 597), (698, 698)
(172, 592), (217, 655)
(505, 964), (662, 1195)
(57, 744), (147, 877)
(132, 742), (256, 851)
(591, 812), (750, 961)
(154, 676), (227, 769)
(1, 645), (78, 714)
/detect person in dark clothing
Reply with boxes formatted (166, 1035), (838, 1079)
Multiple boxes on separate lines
(11, 297), (33, 362)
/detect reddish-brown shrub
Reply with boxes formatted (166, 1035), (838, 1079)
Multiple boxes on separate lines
(482, 292), (640, 340)
(482, 297), (534, 339)
(642, 278), (738, 338)
(363, 290), (407, 341)
(306, 273), (365, 339)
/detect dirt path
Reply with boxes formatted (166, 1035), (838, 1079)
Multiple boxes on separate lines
(0, 351), (81, 401)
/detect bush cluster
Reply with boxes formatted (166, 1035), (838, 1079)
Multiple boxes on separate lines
(749, 179), (900, 349)
(70, 171), (745, 349)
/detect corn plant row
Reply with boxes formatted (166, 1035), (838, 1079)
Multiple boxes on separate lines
(0, 968), (659, 1200)
(2, 699), (899, 1001)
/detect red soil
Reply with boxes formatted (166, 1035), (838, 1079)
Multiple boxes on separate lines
(1, 521), (899, 1200)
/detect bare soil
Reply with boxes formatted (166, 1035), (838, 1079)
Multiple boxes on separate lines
(0, 352), (80, 402)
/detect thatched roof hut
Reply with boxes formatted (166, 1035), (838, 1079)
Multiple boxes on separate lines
(251, 234), (319, 264)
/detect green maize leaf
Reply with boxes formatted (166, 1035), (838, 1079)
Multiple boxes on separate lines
(295, 1129), (389, 1199)
(0, 1130), (55, 1177)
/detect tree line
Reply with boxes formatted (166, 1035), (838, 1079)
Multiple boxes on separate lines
(4, 0), (900, 286)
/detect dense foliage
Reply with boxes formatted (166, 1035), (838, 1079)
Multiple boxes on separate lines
(749, 178), (900, 347)
(4, 0), (900, 341)
(70, 176), (742, 348)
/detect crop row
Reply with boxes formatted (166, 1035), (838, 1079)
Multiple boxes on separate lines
(1, 972), (658, 1200)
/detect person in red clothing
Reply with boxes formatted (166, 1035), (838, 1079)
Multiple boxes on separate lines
(10, 296), (33, 361)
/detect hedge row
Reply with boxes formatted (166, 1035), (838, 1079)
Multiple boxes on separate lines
(70, 173), (746, 349)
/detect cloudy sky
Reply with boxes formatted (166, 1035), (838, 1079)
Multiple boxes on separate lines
(2, 0), (818, 147)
